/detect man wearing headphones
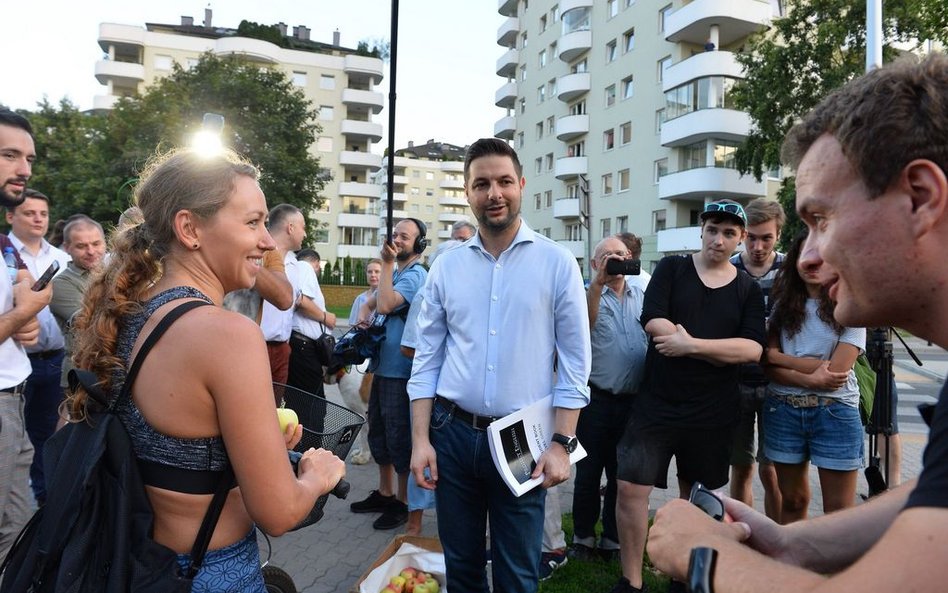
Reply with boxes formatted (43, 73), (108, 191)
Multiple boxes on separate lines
(351, 218), (429, 530)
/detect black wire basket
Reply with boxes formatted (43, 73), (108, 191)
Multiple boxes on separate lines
(273, 382), (366, 530)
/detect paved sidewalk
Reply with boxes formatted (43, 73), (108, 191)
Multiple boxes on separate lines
(263, 382), (932, 593)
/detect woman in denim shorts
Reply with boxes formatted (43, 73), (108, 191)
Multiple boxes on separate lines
(761, 231), (866, 524)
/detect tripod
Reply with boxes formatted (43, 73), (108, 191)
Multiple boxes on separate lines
(864, 328), (922, 497)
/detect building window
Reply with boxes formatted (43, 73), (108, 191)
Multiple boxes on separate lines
(543, 227), (552, 238)
(714, 140), (740, 169)
(606, 40), (617, 63)
(568, 140), (585, 157)
(520, 64), (527, 81)
(659, 4), (672, 33)
(623, 28), (635, 53)
(547, 116), (555, 135)
(426, 171), (435, 180)
(550, 42), (558, 59)
(535, 193), (542, 210)
(517, 131), (525, 148)
(607, 0), (618, 18)
(186, 58), (199, 70)
(617, 215), (628, 233)
(316, 136), (333, 152)
(410, 203), (419, 211)
(569, 100), (586, 115)
(625, 0), (635, 7)
(319, 105), (334, 120)
(520, 31), (528, 49)
(425, 204), (434, 212)
(545, 190), (553, 207)
(620, 121), (632, 145)
(411, 187), (420, 195)
(519, 97), (526, 114)
(320, 74), (335, 90)
(545, 153), (554, 171)
(603, 128), (615, 151)
(622, 75), (634, 100)
(537, 85), (546, 103)
(658, 56), (672, 83)
(154, 55), (173, 70)
(562, 6), (591, 34)
(566, 223), (582, 241)
(551, 4), (560, 22)
(653, 209), (667, 233)
(536, 122), (544, 140)
(292, 71), (308, 87)
(548, 78), (557, 97)
(571, 58), (588, 74)
(618, 168), (630, 191)
(664, 76), (739, 121)
(605, 84), (616, 107)
(601, 218), (611, 239)
(654, 158), (668, 183)
(602, 173), (613, 195)
(313, 228), (330, 243)
(540, 14), (548, 31)
(655, 109), (666, 133)
(539, 49), (547, 68)
(535, 157), (543, 175)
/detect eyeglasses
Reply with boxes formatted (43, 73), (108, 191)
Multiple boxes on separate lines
(688, 482), (724, 522)
(703, 202), (746, 220)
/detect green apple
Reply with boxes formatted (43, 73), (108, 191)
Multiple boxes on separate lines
(413, 583), (430, 593)
(276, 407), (299, 433)
(424, 576), (439, 593)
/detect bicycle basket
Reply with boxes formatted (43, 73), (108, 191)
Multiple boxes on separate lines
(273, 382), (366, 530)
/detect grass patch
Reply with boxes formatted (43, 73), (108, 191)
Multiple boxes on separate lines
(328, 305), (352, 322)
(539, 514), (669, 593)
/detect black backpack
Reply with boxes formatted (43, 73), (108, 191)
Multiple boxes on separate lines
(0, 300), (233, 592)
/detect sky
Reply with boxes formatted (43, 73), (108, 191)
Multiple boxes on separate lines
(2, 0), (505, 151)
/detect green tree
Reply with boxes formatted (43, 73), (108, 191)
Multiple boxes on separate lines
(732, 0), (948, 246)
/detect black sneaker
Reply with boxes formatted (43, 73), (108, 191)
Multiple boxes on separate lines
(607, 577), (647, 593)
(372, 500), (409, 530)
(567, 543), (598, 562)
(350, 490), (396, 514)
(597, 547), (620, 563)
(539, 549), (568, 581)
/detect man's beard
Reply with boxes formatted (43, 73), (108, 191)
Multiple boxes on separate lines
(396, 249), (415, 262)
(0, 183), (26, 209)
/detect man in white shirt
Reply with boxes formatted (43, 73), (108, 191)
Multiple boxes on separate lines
(6, 188), (70, 505)
(408, 138), (591, 593)
(0, 109), (51, 560)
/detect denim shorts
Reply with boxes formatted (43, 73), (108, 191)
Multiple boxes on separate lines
(762, 395), (864, 471)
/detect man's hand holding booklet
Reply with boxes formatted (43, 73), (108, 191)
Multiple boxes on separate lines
(486, 395), (587, 496)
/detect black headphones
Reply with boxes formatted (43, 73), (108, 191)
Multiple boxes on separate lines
(405, 217), (429, 254)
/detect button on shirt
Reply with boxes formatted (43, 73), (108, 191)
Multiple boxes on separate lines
(8, 233), (70, 353)
(589, 280), (649, 395)
(408, 221), (591, 417)
(261, 251), (300, 342)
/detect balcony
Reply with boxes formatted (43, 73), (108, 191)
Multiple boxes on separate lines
(557, 72), (591, 102)
(94, 60), (144, 85)
(337, 213), (379, 228)
(392, 175), (409, 186)
(341, 88), (384, 114)
(553, 197), (581, 219)
(497, 17), (520, 47)
(437, 229), (453, 240)
(658, 167), (765, 201)
(664, 0), (771, 47)
(560, 0), (594, 11)
(498, 0), (518, 17)
(98, 22), (145, 52)
(442, 161), (464, 173)
(559, 30), (592, 63)
(92, 94), (119, 110)
(440, 195), (469, 207)
(344, 55), (384, 85)
(557, 240), (586, 259)
(439, 212), (469, 224)
(337, 245), (380, 259)
(496, 48), (520, 78)
(661, 109), (752, 147)
(662, 51), (744, 92)
(439, 177), (465, 190)
(494, 115), (517, 140)
(338, 181), (382, 199)
(495, 81), (519, 109)
(554, 156), (588, 180)
(657, 226), (702, 253)
(339, 151), (383, 170)
(556, 114), (589, 141)
(341, 119), (383, 142)
(390, 192), (407, 203)
(213, 37), (280, 63)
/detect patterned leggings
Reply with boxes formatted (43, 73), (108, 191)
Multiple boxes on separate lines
(176, 529), (266, 593)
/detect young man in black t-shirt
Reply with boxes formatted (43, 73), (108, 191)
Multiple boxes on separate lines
(609, 200), (765, 593)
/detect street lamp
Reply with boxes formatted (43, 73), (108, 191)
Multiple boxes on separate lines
(191, 112), (225, 156)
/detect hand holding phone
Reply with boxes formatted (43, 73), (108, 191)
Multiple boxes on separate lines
(32, 260), (60, 291)
(605, 258), (641, 276)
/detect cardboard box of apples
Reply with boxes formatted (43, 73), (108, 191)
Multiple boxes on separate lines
(353, 535), (446, 593)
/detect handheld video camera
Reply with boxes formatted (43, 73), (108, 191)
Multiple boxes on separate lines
(605, 258), (641, 276)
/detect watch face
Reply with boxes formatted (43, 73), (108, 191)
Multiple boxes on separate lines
(554, 434), (577, 453)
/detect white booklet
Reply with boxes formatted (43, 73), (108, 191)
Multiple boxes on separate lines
(486, 395), (587, 497)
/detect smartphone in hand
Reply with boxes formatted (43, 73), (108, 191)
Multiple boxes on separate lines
(32, 260), (60, 291)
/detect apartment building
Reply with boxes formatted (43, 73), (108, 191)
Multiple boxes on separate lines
(375, 140), (473, 258)
(494, 0), (784, 273)
(93, 9), (385, 260)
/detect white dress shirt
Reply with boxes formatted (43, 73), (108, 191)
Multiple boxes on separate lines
(8, 233), (70, 353)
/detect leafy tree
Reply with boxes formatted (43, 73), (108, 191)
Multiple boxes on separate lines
(732, 0), (948, 246)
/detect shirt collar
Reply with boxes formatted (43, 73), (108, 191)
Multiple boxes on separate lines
(8, 233), (51, 257)
(468, 218), (536, 256)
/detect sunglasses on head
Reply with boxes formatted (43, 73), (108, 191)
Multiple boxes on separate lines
(704, 202), (746, 218)
(688, 482), (725, 522)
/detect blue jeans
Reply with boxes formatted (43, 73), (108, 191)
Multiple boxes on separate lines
(572, 392), (632, 548)
(430, 399), (545, 593)
(24, 350), (65, 504)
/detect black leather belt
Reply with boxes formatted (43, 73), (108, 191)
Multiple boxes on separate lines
(435, 396), (499, 430)
(1, 381), (27, 397)
(28, 348), (64, 360)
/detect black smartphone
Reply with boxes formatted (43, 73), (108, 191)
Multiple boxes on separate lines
(605, 258), (641, 276)
(32, 260), (60, 291)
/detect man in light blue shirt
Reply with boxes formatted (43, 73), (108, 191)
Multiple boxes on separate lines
(408, 138), (591, 593)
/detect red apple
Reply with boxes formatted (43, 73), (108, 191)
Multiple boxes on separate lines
(400, 567), (419, 580)
(388, 575), (406, 593)
(380, 587), (398, 593)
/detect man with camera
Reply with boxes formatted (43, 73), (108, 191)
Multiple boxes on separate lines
(568, 236), (648, 564)
(611, 199), (766, 593)
(647, 54), (948, 593)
